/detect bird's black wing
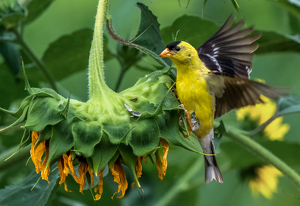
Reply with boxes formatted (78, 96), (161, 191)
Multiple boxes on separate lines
(197, 14), (260, 78)
(214, 77), (289, 118)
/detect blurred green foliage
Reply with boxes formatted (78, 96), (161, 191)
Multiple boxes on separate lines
(0, 0), (300, 205)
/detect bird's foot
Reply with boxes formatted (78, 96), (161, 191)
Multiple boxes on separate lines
(179, 104), (192, 137)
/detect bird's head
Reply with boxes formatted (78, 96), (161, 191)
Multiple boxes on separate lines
(159, 41), (198, 66)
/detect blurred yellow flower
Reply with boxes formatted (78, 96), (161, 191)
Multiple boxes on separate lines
(236, 95), (290, 141)
(248, 165), (283, 199)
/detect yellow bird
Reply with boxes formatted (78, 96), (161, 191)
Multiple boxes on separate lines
(159, 14), (286, 183)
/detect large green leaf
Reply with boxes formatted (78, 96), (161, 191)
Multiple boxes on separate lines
(24, 97), (64, 131)
(72, 120), (102, 157)
(46, 121), (74, 167)
(107, 3), (171, 67)
(277, 95), (300, 115)
(276, 0), (300, 20)
(91, 133), (119, 174)
(256, 31), (300, 54)
(42, 29), (93, 81)
(25, 0), (54, 24)
(0, 164), (59, 206)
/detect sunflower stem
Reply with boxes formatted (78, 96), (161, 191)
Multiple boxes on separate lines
(156, 159), (203, 206)
(225, 128), (300, 188)
(88, 0), (115, 99)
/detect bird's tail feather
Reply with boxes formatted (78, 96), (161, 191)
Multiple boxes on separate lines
(204, 154), (223, 183)
(198, 129), (223, 183)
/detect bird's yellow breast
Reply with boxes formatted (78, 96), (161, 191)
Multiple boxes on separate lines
(176, 64), (214, 138)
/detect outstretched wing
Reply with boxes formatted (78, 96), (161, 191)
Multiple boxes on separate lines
(197, 14), (260, 78)
(214, 77), (289, 118)
(199, 14), (289, 118)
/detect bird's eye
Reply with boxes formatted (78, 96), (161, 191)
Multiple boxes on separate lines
(175, 46), (181, 51)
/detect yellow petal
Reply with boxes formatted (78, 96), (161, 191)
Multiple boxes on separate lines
(136, 156), (143, 179)
(68, 154), (81, 183)
(94, 168), (105, 201)
(249, 165), (282, 199)
(156, 156), (163, 182)
(78, 162), (88, 194)
(161, 138), (169, 176)
(58, 154), (71, 192)
(111, 161), (128, 199)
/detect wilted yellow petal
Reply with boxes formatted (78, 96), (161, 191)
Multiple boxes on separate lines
(30, 132), (50, 182)
(78, 162), (88, 194)
(136, 156), (143, 179)
(161, 138), (169, 176)
(41, 147), (50, 183)
(156, 156), (163, 181)
(68, 154), (81, 183)
(111, 161), (128, 199)
(249, 165), (283, 199)
(94, 168), (105, 201)
(58, 154), (71, 192)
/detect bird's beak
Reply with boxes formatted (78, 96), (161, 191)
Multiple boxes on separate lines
(159, 48), (172, 57)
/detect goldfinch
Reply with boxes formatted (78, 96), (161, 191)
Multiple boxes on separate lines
(159, 14), (287, 183)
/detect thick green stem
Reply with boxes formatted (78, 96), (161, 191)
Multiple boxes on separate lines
(12, 29), (58, 92)
(156, 159), (203, 206)
(88, 0), (114, 99)
(225, 128), (300, 188)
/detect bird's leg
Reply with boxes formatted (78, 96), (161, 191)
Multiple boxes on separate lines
(179, 104), (192, 137)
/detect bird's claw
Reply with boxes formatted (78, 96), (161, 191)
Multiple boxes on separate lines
(179, 104), (192, 137)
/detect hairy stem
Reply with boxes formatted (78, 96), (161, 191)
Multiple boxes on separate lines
(12, 29), (58, 92)
(88, 0), (115, 99)
(225, 128), (300, 188)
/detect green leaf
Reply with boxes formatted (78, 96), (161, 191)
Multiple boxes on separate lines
(25, 0), (54, 24)
(24, 97), (65, 131)
(72, 121), (102, 157)
(103, 122), (131, 144)
(42, 29), (93, 81)
(119, 144), (141, 188)
(92, 133), (119, 174)
(277, 94), (300, 115)
(157, 110), (201, 153)
(47, 120), (74, 167)
(256, 31), (300, 54)
(107, 3), (171, 67)
(0, 41), (22, 75)
(0, 105), (28, 132)
(276, 0), (300, 20)
(0, 164), (59, 206)
(129, 118), (160, 156)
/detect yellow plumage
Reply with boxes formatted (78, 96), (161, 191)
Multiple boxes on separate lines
(174, 42), (214, 138)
